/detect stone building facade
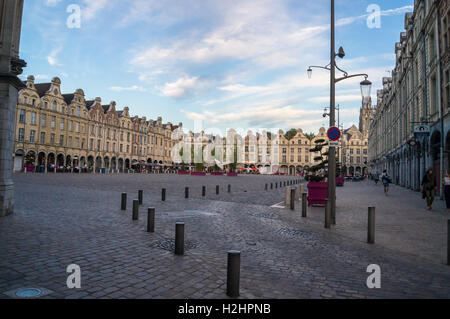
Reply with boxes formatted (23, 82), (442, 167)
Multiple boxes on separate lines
(14, 76), (181, 173)
(368, 0), (449, 194)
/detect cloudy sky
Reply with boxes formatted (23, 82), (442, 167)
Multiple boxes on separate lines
(20, 0), (413, 135)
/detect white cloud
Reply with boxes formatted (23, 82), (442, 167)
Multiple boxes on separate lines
(109, 85), (147, 92)
(47, 47), (62, 66)
(159, 75), (202, 98)
(45, 0), (62, 6)
(82, 0), (109, 21)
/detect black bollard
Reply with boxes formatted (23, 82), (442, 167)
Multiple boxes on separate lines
(185, 187), (189, 199)
(275, 183), (278, 189)
(302, 192), (307, 217)
(290, 187), (295, 210)
(147, 207), (155, 233)
(216, 185), (219, 195)
(228, 184), (231, 193)
(368, 207), (375, 244)
(265, 184), (268, 191)
(175, 222), (185, 255)
(226, 250), (241, 298)
(138, 190), (143, 205)
(202, 186), (206, 197)
(325, 198), (331, 229)
(121, 193), (127, 210)
(162, 188), (166, 201)
(280, 182), (282, 188)
(132, 199), (139, 221)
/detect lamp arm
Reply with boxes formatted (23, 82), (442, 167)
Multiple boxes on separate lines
(335, 63), (349, 77)
(308, 65), (331, 71)
(335, 73), (369, 83)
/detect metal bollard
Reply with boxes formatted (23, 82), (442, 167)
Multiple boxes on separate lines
(132, 199), (139, 221)
(216, 185), (219, 195)
(138, 190), (143, 205)
(175, 222), (185, 255)
(265, 184), (268, 191)
(147, 208), (155, 233)
(275, 183), (277, 189)
(162, 188), (166, 201)
(226, 250), (241, 298)
(280, 182), (282, 188)
(368, 207), (375, 244)
(202, 186), (206, 197)
(185, 187), (189, 199)
(228, 184), (231, 193)
(121, 193), (127, 210)
(302, 192), (307, 217)
(290, 187), (295, 210)
(325, 198), (331, 229)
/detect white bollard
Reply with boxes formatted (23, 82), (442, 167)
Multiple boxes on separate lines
(285, 187), (291, 206)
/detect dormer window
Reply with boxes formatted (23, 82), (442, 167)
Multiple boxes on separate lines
(52, 101), (57, 111)
(54, 89), (58, 95)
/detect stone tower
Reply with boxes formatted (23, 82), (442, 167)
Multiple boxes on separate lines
(359, 97), (374, 135)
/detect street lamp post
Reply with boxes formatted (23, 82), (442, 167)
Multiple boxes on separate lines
(307, 0), (372, 221)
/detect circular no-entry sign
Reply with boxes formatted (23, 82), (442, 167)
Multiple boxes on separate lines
(327, 126), (341, 141)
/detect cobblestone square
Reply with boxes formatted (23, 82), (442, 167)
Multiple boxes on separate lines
(0, 173), (449, 299)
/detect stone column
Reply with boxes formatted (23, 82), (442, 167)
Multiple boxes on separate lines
(0, 0), (26, 217)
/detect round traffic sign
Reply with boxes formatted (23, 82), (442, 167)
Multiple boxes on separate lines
(327, 127), (341, 141)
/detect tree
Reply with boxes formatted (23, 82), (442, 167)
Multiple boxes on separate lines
(307, 139), (328, 182)
(284, 128), (297, 140)
(305, 132), (316, 141)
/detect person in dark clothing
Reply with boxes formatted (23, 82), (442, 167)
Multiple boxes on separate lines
(443, 171), (450, 212)
(421, 169), (437, 210)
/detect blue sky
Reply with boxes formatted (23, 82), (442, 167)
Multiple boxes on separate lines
(20, 0), (413, 135)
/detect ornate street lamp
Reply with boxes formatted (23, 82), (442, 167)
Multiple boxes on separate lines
(306, 0), (371, 223)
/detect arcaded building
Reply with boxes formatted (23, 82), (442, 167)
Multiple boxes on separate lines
(14, 76), (181, 172)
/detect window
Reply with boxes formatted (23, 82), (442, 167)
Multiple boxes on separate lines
(76, 106), (80, 116)
(106, 142), (110, 152)
(97, 139), (101, 151)
(60, 135), (64, 146)
(29, 130), (35, 143)
(30, 112), (36, 125)
(60, 118), (64, 130)
(98, 127), (101, 137)
(51, 116), (55, 128)
(41, 114), (46, 127)
(44, 102), (48, 109)
(40, 132), (45, 144)
(120, 144), (123, 152)
(52, 101), (57, 111)
(19, 110), (25, 123)
(90, 138), (94, 150)
(18, 128), (24, 142)
(74, 138), (79, 148)
(126, 145), (129, 153)
(50, 133), (55, 145)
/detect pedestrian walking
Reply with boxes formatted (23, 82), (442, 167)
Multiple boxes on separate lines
(443, 171), (450, 212)
(381, 170), (390, 195)
(421, 168), (437, 211)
